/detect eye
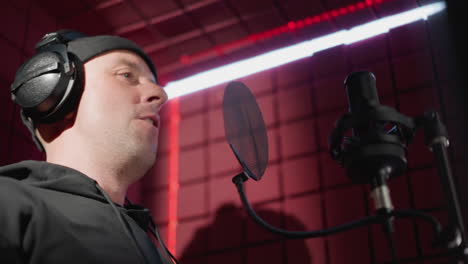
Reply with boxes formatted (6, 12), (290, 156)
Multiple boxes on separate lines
(120, 72), (132, 78)
(117, 71), (139, 84)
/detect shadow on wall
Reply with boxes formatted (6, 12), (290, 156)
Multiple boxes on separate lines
(179, 203), (314, 264)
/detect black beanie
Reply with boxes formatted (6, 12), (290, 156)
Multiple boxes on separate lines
(66, 35), (158, 82)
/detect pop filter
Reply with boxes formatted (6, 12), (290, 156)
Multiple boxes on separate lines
(222, 81), (268, 181)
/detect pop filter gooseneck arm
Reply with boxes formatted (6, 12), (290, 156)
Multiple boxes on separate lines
(231, 170), (442, 240)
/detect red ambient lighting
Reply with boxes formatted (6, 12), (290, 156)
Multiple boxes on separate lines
(167, 98), (180, 255)
(179, 0), (387, 65)
(168, 0), (389, 251)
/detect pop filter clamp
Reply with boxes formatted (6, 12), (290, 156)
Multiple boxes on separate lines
(223, 78), (459, 263)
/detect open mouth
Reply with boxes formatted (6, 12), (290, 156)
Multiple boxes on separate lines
(140, 116), (159, 128)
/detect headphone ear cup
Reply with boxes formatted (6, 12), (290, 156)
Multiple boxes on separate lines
(11, 51), (84, 123)
(12, 52), (67, 110)
(42, 54), (84, 124)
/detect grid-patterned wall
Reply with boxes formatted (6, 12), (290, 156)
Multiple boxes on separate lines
(0, 1), (52, 166)
(142, 5), (459, 264)
(0, 1), (462, 264)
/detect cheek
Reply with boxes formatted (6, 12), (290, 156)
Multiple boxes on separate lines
(77, 81), (130, 127)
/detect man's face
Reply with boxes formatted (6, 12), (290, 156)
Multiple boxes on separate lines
(73, 50), (167, 165)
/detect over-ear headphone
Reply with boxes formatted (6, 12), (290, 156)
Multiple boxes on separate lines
(10, 30), (86, 124)
(11, 30), (158, 152)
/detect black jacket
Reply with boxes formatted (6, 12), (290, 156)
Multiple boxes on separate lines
(0, 160), (165, 264)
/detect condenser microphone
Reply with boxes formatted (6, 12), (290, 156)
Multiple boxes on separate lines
(344, 71), (380, 138)
(330, 70), (414, 184)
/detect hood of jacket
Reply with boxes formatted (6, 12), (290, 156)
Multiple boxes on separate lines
(0, 160), (159, 232)
(0, 160), (107, 203)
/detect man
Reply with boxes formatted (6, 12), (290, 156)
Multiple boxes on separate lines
(0, 30), (171, 264)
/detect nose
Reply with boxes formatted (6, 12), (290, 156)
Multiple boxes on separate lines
(144, 82), (168, 108)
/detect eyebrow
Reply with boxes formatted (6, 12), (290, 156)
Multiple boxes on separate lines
(114, 59), (141, 71)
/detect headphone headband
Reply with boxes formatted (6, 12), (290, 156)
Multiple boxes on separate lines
(35, 30), (88, 50)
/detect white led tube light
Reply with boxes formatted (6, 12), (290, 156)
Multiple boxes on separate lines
(164, 2), (446, 100)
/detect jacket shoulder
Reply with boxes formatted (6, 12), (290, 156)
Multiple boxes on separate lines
(0, 177), (35, 259)
(0, 177), (36, 217)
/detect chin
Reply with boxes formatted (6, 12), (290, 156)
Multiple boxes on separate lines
(124, 134), (158, 165)
(136, 145), (157, 166)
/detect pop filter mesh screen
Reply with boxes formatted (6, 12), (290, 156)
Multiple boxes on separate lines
(222, 81), (268, 181)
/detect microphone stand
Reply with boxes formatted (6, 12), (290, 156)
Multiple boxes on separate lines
(418, 111), (468, 263)
(227, 71), (468, 263)
(370, 168), (398, 264)
(231, 108), (467, 262)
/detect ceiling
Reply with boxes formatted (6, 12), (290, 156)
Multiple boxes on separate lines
(35, 0), (393, 81)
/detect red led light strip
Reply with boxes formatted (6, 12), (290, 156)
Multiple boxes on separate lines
(167, 98), (180, 255)
(179, 0), (388, 65)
